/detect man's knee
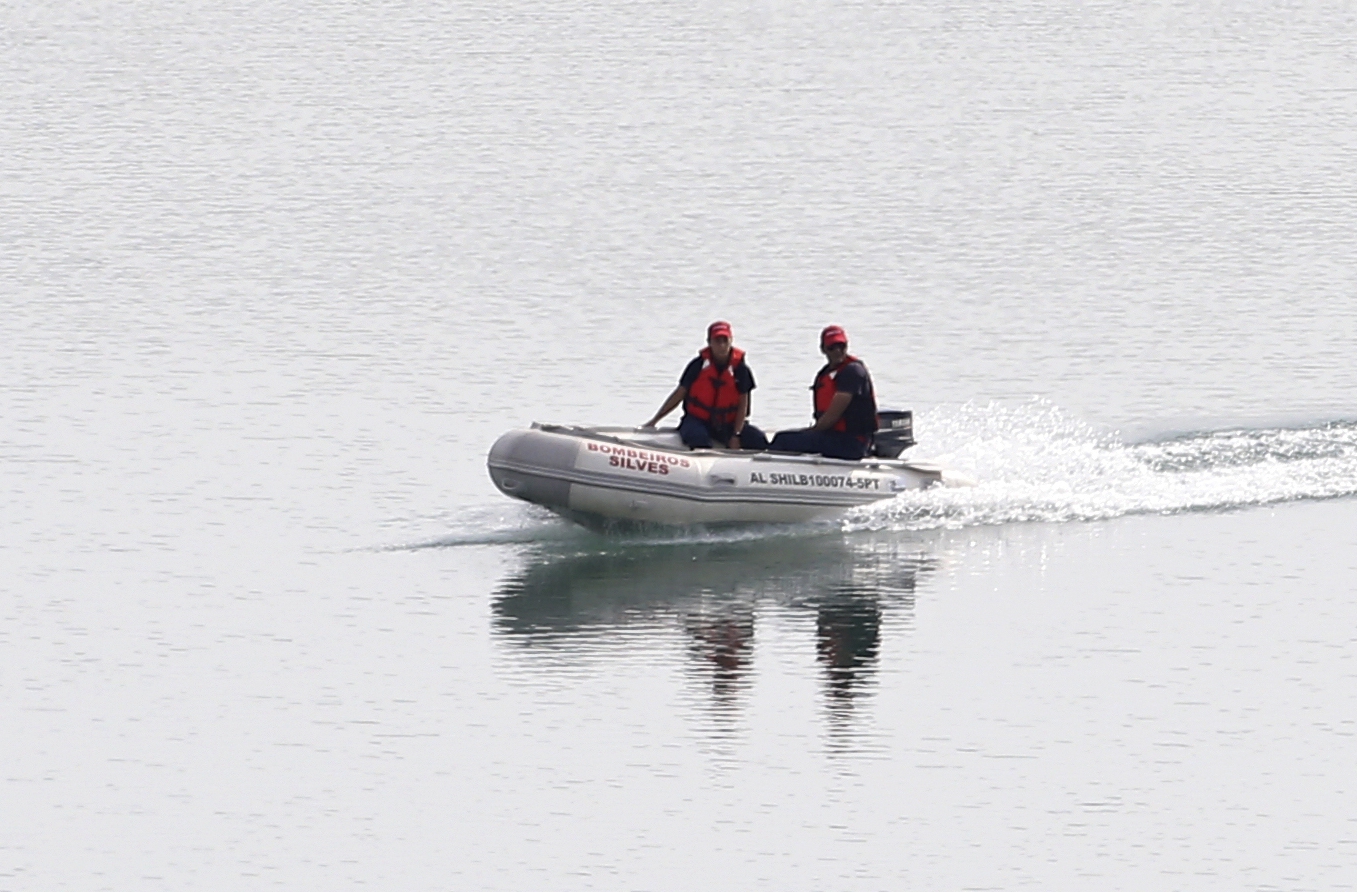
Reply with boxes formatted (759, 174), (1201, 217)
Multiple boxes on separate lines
(678, 416), (713, 448)
(769, 430), (814, 453)
(739, 425), (769, 451)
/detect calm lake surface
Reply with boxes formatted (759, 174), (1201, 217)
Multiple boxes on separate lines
(5, 1), (1357, 888)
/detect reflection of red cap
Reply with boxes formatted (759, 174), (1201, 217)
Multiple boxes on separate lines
(820, 324), (848, 347)
(707, 321), (733, 340)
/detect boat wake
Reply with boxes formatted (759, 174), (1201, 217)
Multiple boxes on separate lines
(850, 402), (1357, 531)
(398, 505), (837, 551)
(385, 505), (586, 550)
(416, 403), (1357, 548)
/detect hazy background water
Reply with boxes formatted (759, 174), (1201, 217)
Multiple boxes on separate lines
(4, 0), (1357, 888)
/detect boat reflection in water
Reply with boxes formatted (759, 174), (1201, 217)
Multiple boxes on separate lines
(492, 530), (936, 738)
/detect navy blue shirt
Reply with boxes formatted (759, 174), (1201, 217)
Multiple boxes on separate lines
(818, 359), (877, 436)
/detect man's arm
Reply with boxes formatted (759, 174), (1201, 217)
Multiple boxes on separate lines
(727, 394), (750, 448)
(644, 386), (687, 427)
(811, 391), (853, 432)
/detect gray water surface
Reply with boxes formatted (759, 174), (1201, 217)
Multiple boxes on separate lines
(5, 1), (1357, 889)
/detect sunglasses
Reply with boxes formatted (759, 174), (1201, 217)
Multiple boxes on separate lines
(821, 342), (847, 351)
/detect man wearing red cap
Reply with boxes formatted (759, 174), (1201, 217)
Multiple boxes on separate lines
(643, 321), (769, 450)
(768, 325), (878, 460)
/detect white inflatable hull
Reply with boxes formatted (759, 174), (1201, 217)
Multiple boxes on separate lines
(487, 424), (962, 529)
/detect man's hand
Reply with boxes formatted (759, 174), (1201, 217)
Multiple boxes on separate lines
(727, 435), (742, 450)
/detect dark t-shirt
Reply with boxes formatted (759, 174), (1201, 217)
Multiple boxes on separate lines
(819, 359), (877, 436)
(680, 356), (756, 393)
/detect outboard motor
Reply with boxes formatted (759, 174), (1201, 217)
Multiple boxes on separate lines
(872, 410), (915, 458)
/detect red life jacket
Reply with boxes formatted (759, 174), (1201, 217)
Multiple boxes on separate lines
(812, 355), (877, 435)
(685, 346), (746, 430)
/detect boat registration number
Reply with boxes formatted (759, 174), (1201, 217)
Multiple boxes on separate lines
(749, 472), (880, 490)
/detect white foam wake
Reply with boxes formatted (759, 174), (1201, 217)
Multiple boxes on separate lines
(848, 402), (1357, 531)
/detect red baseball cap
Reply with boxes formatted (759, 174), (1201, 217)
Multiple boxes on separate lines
(707, 321), (733, 339)
(820, 325), (848, 348)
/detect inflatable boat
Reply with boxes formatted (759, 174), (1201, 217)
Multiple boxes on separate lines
(487, 415), (969, 529)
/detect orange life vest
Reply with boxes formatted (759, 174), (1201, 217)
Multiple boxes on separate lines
(812, 355), (877, 435)
(685, 347), (746, 430)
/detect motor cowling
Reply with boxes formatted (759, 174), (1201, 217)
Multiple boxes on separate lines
(872, 410), (915, 458)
